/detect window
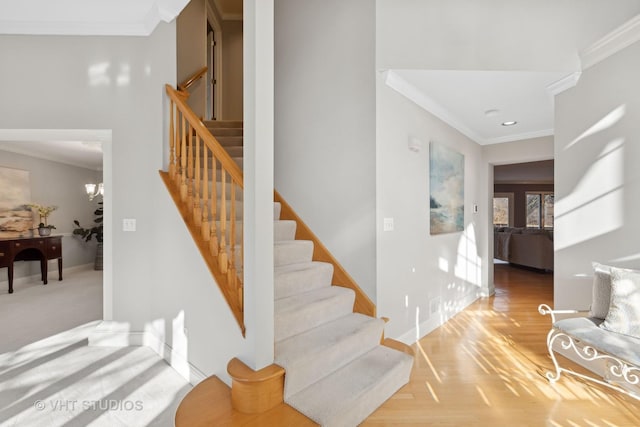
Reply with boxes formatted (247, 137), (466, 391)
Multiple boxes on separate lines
(493, 193), (514, 227)
(526, 192), (554, 229)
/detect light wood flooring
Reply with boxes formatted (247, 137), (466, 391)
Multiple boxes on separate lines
(364, 264), (640, 426)
(179, 264), (640, 426)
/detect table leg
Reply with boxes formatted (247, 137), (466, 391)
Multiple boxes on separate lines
(58, 258), (63, 281)
(42, 257), (48, 285)
(8, 264), (14, 294)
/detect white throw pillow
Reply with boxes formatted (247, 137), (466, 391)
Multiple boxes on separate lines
(589, 262), (614, 319)
(601, 267), (640, 338)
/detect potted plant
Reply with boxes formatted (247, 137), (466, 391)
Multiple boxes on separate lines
(28, 203), (57, 236)
(73, 202), (103, 270)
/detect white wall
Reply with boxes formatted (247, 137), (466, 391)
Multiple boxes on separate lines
(274, 0), (377, 299)
(0, 23), (250, 383)
(0, 150), (100, 280)
(376, 0), (640, 72)
(177, 0), (207, 117)
(483, 137), (554, 165)
(376, 77), (486, 343)
(554, 40), (640, 309)
(241, 0), (275, 371)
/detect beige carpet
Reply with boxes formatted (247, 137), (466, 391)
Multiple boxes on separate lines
(0, 266), (103, 354)
(0, 267), (192, 427)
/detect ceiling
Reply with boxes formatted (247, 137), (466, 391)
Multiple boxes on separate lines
(0, 140), (103, 171)
(0, 1), (636, 166)
(386, 69), (576, 145)
(0, 0), (189, 36)
(214, 0), (242, 19)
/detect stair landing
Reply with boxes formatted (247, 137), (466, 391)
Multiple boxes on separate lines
(175, 376), (317, 427)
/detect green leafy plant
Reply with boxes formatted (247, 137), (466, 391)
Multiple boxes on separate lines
(73, 202), (103, 243)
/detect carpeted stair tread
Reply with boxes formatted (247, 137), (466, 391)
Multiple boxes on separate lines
(274, 286), (355, 343)
(233, 157), (243, 169)
(208, 182), (243, 200)
(274, 202), (281, 220)
(275, 313), (384, 398)
(275, 240), (314, 266)
(202, 120), (243, 128)
(286, 345), (414, 427)
(208, 128), (243, 137)
(222, 146), (243, 157)
(275, 220), (297, 241)
(275, 261), (333, 299)
(215, 136), (244, 147)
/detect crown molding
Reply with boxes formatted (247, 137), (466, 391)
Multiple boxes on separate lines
(0, 0), (189, 36)
(0, 129), (111, 144)
(546, 72), (581, 96)
(384, 70), (486, 145)
(0, 20), (151, 36)
(580, 14), (640, 70)
(484, 129), (554, 145)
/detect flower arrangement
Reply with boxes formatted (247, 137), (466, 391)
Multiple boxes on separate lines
(28, 203), (58, 229)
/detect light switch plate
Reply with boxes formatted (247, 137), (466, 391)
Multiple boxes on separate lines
(122, 218), (136, 232)
(383, 217), (394, 232)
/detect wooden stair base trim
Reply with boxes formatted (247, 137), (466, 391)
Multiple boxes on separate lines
(175, 375), (317, 427)
(274, 190), (376, 317)
(227, 358), (285, 414)
(159, 170), (245, 336)
(381, 337), (415, 357)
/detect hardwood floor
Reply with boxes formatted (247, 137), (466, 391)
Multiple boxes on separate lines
(177, 264), (640, 426)
(363, 264), (640, 426)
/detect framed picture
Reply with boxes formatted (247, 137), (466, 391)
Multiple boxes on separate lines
(429, 142), (464, 235)
(0, 167), (33, 238)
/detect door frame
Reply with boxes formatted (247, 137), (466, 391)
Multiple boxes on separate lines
(206, 2), (224, 120)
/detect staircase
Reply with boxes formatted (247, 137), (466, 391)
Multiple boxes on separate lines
(166, 85), (414, 426)
(273, 202), (414, 426)
(207, 120), (413, 425)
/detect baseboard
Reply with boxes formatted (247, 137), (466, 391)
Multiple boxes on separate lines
(0, 262), (95, 286)
(88, 320), (207, 386)
(395, 291), (479, 345)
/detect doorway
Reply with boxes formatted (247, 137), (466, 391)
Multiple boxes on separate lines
(492, 160), (555, 277)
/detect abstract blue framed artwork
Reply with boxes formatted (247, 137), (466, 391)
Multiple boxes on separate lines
(429, 142), (464, 235)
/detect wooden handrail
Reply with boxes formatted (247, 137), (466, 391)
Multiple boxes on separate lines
(163, 82), (376, 336)
(178, 66), (208, 92)
(164, 83), (245, 335)
(166, 85), (243, 186)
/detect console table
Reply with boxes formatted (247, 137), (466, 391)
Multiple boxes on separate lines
(0, 236), (63, 294)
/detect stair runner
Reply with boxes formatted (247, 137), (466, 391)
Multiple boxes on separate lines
(208, 121), (414, 426)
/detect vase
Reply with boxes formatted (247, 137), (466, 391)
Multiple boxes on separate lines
(38, 227), (51, 236)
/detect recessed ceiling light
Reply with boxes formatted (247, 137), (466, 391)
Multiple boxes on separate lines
(501, 121), (517, 126)
(484, 109), (500, 117)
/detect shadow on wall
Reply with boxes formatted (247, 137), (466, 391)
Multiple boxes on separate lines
(144, 311), (190, 381)
(408, 222), (483, 342)
(555, 105), (626, 251)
